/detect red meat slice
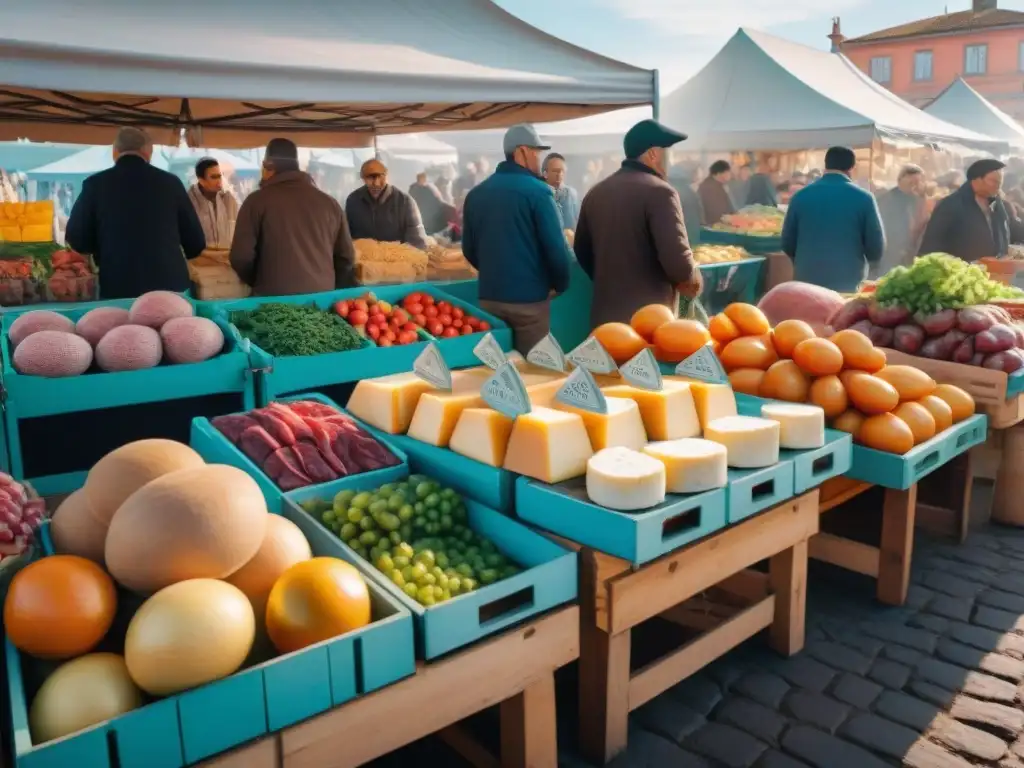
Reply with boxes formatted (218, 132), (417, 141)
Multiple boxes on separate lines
(212, 413), (260, 443)
(286, 400), (341, 419)
(249, 408), (296, 445)
(302, 418), (349, 475)
(330, 429), (358, 472)
(292, 442), (340, 484)
(238, 425), (282, 465)
(264, 447), (312, 490)
(267, 402), (315, 443)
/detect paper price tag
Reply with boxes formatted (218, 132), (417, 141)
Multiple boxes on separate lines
(473, 332), (507, 370)
(567, 335), (617, 375)
(619, 347), (663, 391)
(527, 333), (567, 372)
(675, 343), (728, 385)
(413, 342), (452, 390)
(481, 362), (531, 418)
(555, 366), (608, 414)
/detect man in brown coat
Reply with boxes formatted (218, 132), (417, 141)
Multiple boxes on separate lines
(574, 119), (703, 327)
(230, 138), (356, 296)
(698, 159), (736, 226)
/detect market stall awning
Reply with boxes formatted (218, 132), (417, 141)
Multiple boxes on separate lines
(25, 144), (171, 181)
(537, 106), (653, 156)
(924, 78), (1024, 149)
(376, 134), (458, 165)
(0, 0), (655, 149)
(164, 147), (261, 178)
(659, 29), (1006, 153)
(0, 140), (84, 173)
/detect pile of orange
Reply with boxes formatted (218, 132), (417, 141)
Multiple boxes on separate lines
(592, 304), (712, 366)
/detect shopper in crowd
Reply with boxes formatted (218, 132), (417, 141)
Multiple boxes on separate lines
(230, 138), (355, 296)
(435, 168), (454, 204)
(187, 157), (239, 250)
(408, 172), (453, 235)
(345, 158), (428, 249)
(780, 146), (884, 293)
(728, 164), (751, 210)
(542, 152), (581, 228)
(461, 124), (571, 354)
(65, 127), (205, 299)
(668, 161), (705, 247)
(873, 164), (928, 278)
(919, 158), (1024, 262)
(698, 159), (736, 226)
(746, 153), (779, 207)
(575, 119), (703, 327)
(453, 161), (478, 202)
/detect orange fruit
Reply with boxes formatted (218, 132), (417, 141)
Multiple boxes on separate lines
(831, 329), (886, 372)
(652, 320), (711, 364)
(859, 413), (915, 455)
(792, 338), (844, 377)
(723, 303), (770, 336)
(771, 319), (816, 358)
(918, 395), (954, 432)
(932, 384), (975, 424)
(893, 402), (937, 445)
(593, 323), (647, 365)
(719, 335), (778, 371)
(266, 558), (371, 654)
(708, 314), (741, 345)
(759, 360), (811, 403)
(832, 409), (866, 438)
(5, 555), (117, 659)
(874, 366), (936, 403)
(809, 375), (849, 418)
(728, 368), (765, 396)
(845, 372), (900, 416)
(630, 304), (675, 343)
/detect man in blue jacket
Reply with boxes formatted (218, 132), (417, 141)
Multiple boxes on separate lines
(781, 146), (885, 293)
(462, 124), (572, 354)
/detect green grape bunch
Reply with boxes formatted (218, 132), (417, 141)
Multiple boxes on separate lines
(873, 253), (1023, 316)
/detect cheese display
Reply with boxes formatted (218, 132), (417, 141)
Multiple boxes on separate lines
(643, 439), (728, 494)
(448, 408), (515, 467)
(685, 381), (738, 429)
(704, 416), (781, 468)
(503, 406), (593, 483)
(760, 403), (826, 450)
(343, 371), (434, 434)
(405, 369), (491, 446)
(586, 447), (666, 511)
(554, 397), (647, 452)
(602, 380), (700, 440)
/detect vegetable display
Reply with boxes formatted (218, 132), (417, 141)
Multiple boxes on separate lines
(230, 303), (364, 357)
(0, 473), (44, 561)
(711, 205), (783, 236)
(212, 400), (401, 490)
(0, 240), (97, 306)
(872, 253), (1022, 314)
(694, 245), (750, 264)
(300, 475), (520, 606)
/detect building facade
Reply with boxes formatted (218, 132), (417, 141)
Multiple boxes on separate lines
(839, 0), (1024, 121)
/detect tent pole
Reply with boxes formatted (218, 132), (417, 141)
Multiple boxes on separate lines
(652, 69), (661, 121)
(374, 135), (380, 158)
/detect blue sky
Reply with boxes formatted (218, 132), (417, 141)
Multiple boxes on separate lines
(495, 0), (1024, 91)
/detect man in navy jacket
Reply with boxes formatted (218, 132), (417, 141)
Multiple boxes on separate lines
(66, 127), (206, 299)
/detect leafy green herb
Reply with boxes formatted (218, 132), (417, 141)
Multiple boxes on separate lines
(874, 253), (1023, 315)
(230, 303), (364, 357)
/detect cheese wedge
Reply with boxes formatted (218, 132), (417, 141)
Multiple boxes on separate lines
(449, 408), (515, 467)
(761, 403), (825, 450)
(586, 447), (666, 511)
(405, 369), (491, 446)
(683, 381), (738, 430)
(346, 371), (434, 433)
(643, 438), (728, 494)
(602, 380), (700, 440)
(503, 406), (593, 483)
(704, 416), (780, 468)
(554, 397), (647, 451)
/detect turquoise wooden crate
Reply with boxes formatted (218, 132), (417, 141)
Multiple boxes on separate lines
(283, 468), (578, 660)
(699, 228), (782, 254)
(697, 257), (767, 313)
(189, 392), (409, 514)
(206, 284), (511, 402)
(726, 460), (795, 524)
(515, 475), (727, 566)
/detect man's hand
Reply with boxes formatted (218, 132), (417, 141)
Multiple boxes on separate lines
(677, 270), (704, 299)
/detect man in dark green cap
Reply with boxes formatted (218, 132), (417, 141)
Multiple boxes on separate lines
(574, 119), (702, 327)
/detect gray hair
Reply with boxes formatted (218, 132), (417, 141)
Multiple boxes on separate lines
(114, 127), (152, 156)
(898, 163), (923, 181)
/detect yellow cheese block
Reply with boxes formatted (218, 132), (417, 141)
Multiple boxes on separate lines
(503, 406), (593, 483)
(602, 380), (700, 441)
(346, 371), (434, 434)
(20, 224), (51, 243)
(2, 203), (24, 217)
(0, 226), (21, 242)
(674, 379), (737, 430)
(25, 201), (53, 216)
(449, 408), (515, 466)
(554, 396), (647, 451)
(405, 369), (491, 447)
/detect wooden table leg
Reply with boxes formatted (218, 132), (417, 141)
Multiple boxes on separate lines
(578, 623), (631, 766)
(768, 539), (808, 656)
(500, 674), (558, 768)
(878, 485), (917, 606)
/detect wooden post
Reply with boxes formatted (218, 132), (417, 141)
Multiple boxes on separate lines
(878, 485), (917, 606)
(769, 538), (808, 656)
(500, 675), (558, 768)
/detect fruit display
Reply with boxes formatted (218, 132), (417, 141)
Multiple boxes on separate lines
(229, 302), (364, 357)
(332, 290), (490, 346)
(9, 293), (225, 377)
(0, 472), (44, 560)
(694, 244), (750, 265)
(299, 475), (521, 606)
(611, 307), (713, 365)
(0, 241), (97, 305)
(353, 239), (428, 284)
(212, 400), (401, 491)
(396, 290), (490, 338)
(711, 205), (784, 237)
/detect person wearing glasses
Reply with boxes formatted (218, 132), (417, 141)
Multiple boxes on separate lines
(187, 157), (239, 250)
(345, 158), (429, 249)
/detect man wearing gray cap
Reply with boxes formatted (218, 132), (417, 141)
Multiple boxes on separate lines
(462, 124), (572, 354)
(574, 119), (702, 327)
(230, 138), (356, 295)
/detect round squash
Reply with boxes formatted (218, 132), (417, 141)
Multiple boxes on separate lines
(75, 306), (130, 348)
(771, 319), (816, 358)
(719, 335), (778, 371)
(50, 490), (106, 565)
(809, 375), (849, 418)
(105, 464), (268, 594)
(5, 555), (117, 659)
(9, 310), (75, 348)
(593, 322), (647, 365)
(893, 402), (937, 445)
(832, 409), (866, 438)
(13, 331), (93, 378)
(759, 360), (810, 403)
(859, 413), (915, 455)
(128, 291), (193, 330)
(831, 329), (886, 372)
(874, 365), (936, 402)
(160, 317), (225, 364)
(792, 338), (844, 377)
(723, 303), (770, 336)
(728, 368), (765, 396)
(95, 325), (162, 373)
(845, 372), (899, 415)
(629, 304), (674, 342)
(226, 515), (312, 622)
(652, 320), (711, 363)
(708, 314), (742, 345)
(932, 384), (975, 424)
(918, 395), (954, 433)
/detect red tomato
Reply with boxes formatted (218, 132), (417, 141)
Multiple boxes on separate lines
(377, 338), (393, 347)
(404, 302), (422, 316)
(436, 301), (451, 313)
(424, 306), (439, 318)
(348, 309), (368, 326)
(421, 295), (435, 307)
(442, 327), (459, 338)
(413, 314), (427, 326)
(438, 314), (453, 326)
(384, 329), (397, 342)
(428, 321), (444, 336)
(478, 321), (491, 331)
(398, 331), (418, 345)
(404, 292), (423, 306)
(391, 309), (408, 324)
(402, 322), (419, 333)
(367, 325), (381, 340)
(375, 315), (390, 327)
(460, 325), (473, 335)
(353, 299), (369, 312)
(452, 307), (464, 319)
(464, 317), (479, 330)
(333, 300), (350, 317)
(452, 318), (463, 329)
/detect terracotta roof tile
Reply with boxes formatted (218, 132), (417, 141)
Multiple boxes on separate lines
(845, 8), (1024, 44)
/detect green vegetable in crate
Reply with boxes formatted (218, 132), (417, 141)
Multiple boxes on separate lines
(873, 253), (1023, 315)
(229, 303), (363, 357)
(302, 475), (521, 606)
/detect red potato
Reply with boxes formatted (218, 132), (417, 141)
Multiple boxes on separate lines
(975, 324), (1016, 354)
(971, 352), (986, 365)
(849, 318), (874, 337)
(983, 351), (1024, 373)
(953, 336), (975, 364)
(867, 325), (894, 347)
(893, 324), (925, 354)
(829, 298), (872, 331)
(1014, 325), (1024, 348)
(985, 305), (1013, 325)
(956, 307), (994, 334)
(920, 329), (966, 360)
(915, 309), (957, 337)
(868, 302), (912, 328)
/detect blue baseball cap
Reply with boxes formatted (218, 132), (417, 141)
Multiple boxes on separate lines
(503, 124), (551, 155)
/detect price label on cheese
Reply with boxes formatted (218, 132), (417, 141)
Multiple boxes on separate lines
(555, 366), (608, 414)
(567, 335), (617, 375)
(619, 347), (662, 391)
(527, 333), (567, 372)
(482, 362), (531, 418)
(413, 342), (452, 390)
(473, 333), (507, 370)
(675, 343), (728, 385)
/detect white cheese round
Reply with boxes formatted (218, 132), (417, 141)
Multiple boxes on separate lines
(586, 447), (666, 511)
(760, 403), (826, 450)
(704, 415), (780, 468)
(643, 438), (728, 494)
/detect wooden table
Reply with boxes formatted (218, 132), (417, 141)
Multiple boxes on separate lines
(197, 606), (579, 768)
(564, 491), (819, 765)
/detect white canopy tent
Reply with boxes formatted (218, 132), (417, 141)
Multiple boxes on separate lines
(376, 134), (458, 165)
(659, 29), (1005, 153)
(0, 0), (655, 148)
(924, 78), (1024, 150)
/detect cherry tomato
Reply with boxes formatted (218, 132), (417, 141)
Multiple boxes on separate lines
(349, 309), (368, 326)
(413, 313), (427, 326)
(377, 337), (393, 347)
(402, 322), (419, 333)
(421, 294), (435, 306)
(334, 300), (350, 317)
(452, 318), (463, 329)
(424, 306), (439, 318)
(460, 325), (473, 335)
(452, 307), (464, 319)
(384, 330), (397, 342)
(398, 330), (418, 345)
(442, 327), (459, 338)
(437, 313), (453, 326)
(404, 292), (423, 306)
(391, 309), (408, 324)
(367, 325), (381, 340)
(428, 321), (444, 336)
(437, 301), (451, 313)
(405, 302), (423, 316)
(353, 299), (369, 312)
(464, 317), (479, 330)
(478, 321), (491, 331)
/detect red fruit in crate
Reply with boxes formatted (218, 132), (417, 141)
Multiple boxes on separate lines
(368, 325), (381, 340)
(377, 338), (393, 347)
(403, 292), (423, 307)
(398, 331), (417, 345)
(424, 306), (438, 318)
(478, 321), (491, 331)
(460, 325), (473, 335)
(421, 295), (435, 307)
(402, 322), (418, 333)
(391, 309), (408, 324)
(428, 321), (443, 336)
(452, 318), (463, 329)
(405, 302), (423, 316)
(442, 327), (459, 338)
(348, 310), (368, 326)
(438, 314), (452, 326)
(452, 307), (464, 319)
(413, 314), (427, 326)
(384, 330), (397, 342)
(353, 299), (369, 312)
(333, 301), (350, 317)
